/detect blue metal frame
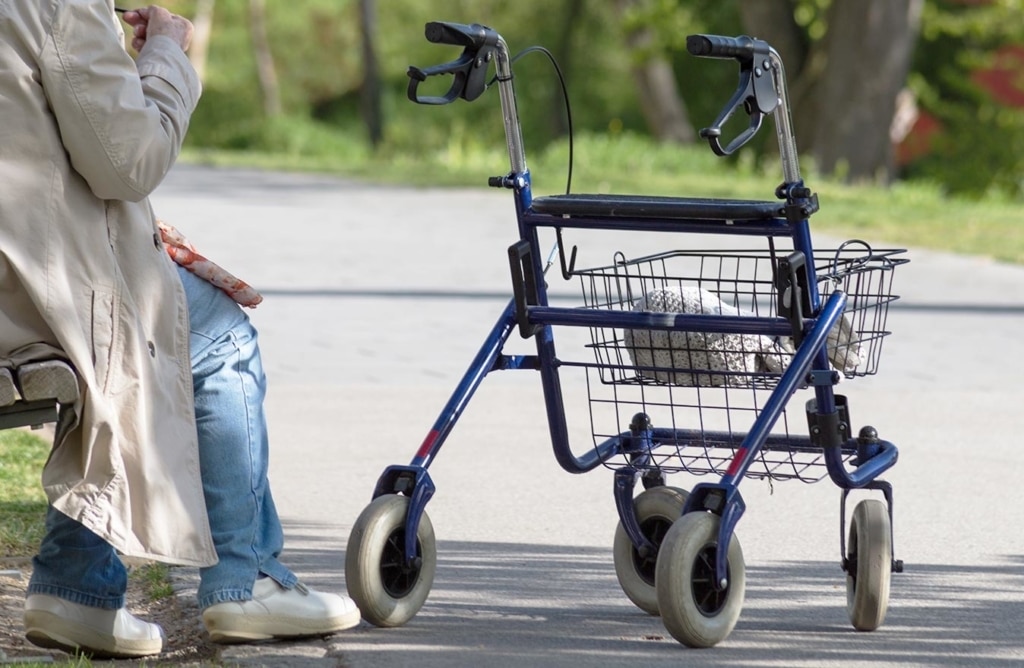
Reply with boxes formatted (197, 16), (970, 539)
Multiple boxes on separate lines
(369, 26), (899, 587)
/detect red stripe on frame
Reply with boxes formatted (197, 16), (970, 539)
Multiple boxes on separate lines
(725, 447), (747, 478)
(415, 430), (440, 460)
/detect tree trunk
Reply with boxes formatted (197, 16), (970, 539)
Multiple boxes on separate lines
(548, 0), (584, 138)
(737, 0), (821, 161)
(189, 0), (215, 83)
(809, 0), (924, 183)
(249, 0), (281, 117)
(736, 0), (806, 80)
(616, 0), (694, 144)
(358, 0), (383, 148)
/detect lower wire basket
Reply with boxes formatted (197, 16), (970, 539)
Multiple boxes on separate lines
(566, 241), (907, 482)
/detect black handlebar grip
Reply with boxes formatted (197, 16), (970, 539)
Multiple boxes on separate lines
(686, 34), (756, 61)
(424, 21), (495, 50)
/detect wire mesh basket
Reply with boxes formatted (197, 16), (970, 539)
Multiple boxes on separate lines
(577, 242), (907, 388)
(566, 241), (907, 482)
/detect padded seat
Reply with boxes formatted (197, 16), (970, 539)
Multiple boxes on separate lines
(530, 194), (784, 221)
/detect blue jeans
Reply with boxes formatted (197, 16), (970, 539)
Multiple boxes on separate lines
(28, 266), (298, 610)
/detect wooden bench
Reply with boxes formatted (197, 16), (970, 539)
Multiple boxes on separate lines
(0, 360), (79, 430)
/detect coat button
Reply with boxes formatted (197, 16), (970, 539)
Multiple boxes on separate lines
(147, 341), (156, 357)
(153, 232), (162, 249)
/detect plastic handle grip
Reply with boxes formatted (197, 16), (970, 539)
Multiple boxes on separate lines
(424, 21), (495, 50)
(686, 34), (756, 62)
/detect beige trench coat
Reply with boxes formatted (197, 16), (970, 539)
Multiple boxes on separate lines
(0, 1), (216, 566)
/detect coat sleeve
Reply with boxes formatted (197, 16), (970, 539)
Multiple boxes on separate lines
(38, 1), (201, 202)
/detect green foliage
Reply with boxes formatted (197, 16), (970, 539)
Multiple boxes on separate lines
(189, 128), (1023, 264)
(13, 660), (92, 668)
(166, 0), (1024, 200)
(163, 0), (1023, 234)
(0, 429), (49, 557)
(792, 0), (831, 40)
(133, 562), (175, 601)
(620, 0), (709, 54)
(906, 0), (1024, 199)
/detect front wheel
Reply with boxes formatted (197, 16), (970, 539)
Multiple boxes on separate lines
(655, 511), (745, 648)
(612, 486), (689, 615)
(846, 499), (892, 631)
(345, 494), (437, 627)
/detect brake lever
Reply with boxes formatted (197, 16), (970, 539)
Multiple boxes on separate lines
(697, 44), (780, 156)
(407, 45), (496, 105)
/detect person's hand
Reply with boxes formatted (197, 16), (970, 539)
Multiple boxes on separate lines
(122, 5), (194, 54)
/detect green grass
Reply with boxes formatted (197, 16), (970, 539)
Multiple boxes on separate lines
(12, 660), (92, 668)
(182, 129), (1024, 265)
(134, 562), (175, 601)
(0, 429), (50, 557)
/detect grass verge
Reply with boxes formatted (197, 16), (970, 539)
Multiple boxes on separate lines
(0, 429), (49, 558)
(182, 131), (1024, 266)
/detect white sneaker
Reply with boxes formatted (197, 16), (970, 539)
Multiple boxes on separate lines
(202, 579), (361, 643)
(24, 594), (163, 659)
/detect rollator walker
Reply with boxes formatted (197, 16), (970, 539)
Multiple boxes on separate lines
(346, 21), (907, 648)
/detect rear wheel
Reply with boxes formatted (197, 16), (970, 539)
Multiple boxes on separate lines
(612, 486), (689, 615)
(345, 494), (436, 627)
(846, 499), (892, 631)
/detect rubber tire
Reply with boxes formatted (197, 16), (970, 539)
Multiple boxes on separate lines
(345, 494), (437, 627)
(612, 486), (689, 615)
(846, 499), (892, 631)
(655, 511), (745, 648)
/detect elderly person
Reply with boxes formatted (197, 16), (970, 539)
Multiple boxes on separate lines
(0, 2), (358, 658)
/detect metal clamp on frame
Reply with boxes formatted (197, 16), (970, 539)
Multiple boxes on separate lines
(508, 240), (542, 338)
(774, 251), (812, 346)
(806, 394), (852, 448)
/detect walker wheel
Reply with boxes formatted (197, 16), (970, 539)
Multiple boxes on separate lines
(846, 499), (892, 631)
(612, 486), (688, 615)
(655, 511), (745, 647)
(345, 494), (436, 627)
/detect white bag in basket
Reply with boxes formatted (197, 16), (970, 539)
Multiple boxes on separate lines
(624, 287), (865, 387)
(623, 287), (794, 386)
(824, 305), (865, 374)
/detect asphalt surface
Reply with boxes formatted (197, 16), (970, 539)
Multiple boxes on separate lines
(149, 164), (1024, 667)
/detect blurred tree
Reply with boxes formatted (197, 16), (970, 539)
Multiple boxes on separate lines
(809, 0), (923, 182)
(617, 0), (696, 144)
(358, 0), (383, 147)
(174, 0), (1020, 198)
(548, 0), (585, 138)
(737, 0), (924, 184)
(905, 0), (1024, 198)
(189, 0), (215, 82)
(736, 0), (807, 81)
(249, 0), (281, 117)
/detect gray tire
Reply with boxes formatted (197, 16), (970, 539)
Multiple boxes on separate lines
(655, 511), (745, 647)
(345, 494), (436, 627)
(846, 499), (892, 631)
(612, 486), (689, 615)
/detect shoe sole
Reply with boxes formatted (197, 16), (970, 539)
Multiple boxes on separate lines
(203, 609), (361, 644)
(24, 610), (162, 659)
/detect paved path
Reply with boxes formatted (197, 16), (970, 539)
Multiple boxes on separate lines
(152, 164), (1024, 667)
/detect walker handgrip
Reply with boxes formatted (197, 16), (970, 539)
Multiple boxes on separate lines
(424, 21), (495, 49)
(407, 22), (500, 105)
(687, 34), (778, 156)
(686, 34), (756, 63)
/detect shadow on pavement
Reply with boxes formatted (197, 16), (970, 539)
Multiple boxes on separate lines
(270, 521), (1024, 667)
